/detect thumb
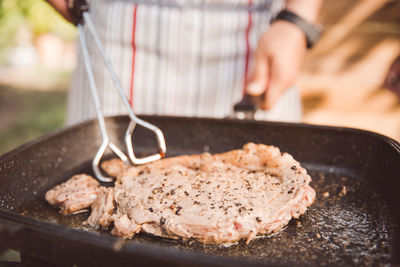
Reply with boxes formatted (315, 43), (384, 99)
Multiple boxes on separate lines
(246, 53), (269, 97)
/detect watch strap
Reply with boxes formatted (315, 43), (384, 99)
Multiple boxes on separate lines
(275, 10), (322, 49)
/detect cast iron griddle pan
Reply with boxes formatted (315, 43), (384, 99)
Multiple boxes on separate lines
(0, 116), (399, 266)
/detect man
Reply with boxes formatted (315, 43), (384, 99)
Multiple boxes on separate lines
(46, 0), (322, 124)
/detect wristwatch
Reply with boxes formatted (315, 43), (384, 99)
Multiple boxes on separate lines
(275, 10), (322, 49)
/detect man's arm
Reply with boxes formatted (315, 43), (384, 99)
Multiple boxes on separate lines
(246, 0), (323, 110)
(286, 0), (323, 23)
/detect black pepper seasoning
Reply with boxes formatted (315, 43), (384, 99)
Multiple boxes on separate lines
(175, 206), (182, 215)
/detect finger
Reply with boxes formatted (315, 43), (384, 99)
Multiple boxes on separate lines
(261, 84), (284, 110)
(260, 60), (286, 110)
(246, 50), (269, 97)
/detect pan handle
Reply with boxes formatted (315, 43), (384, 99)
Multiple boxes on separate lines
(0, 218), (23, 253)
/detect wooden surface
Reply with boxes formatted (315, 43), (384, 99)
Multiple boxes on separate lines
(298, 0), (400, 140)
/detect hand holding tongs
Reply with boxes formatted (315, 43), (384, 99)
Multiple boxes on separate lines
(70, 0), (166, 182)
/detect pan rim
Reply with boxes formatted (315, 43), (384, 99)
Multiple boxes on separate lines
(1, 115), (399, 163)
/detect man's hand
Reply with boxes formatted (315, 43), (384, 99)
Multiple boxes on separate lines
(45, 0), (74, 24)
(246, 0), (322, 110)
(246, 21), (307, 110)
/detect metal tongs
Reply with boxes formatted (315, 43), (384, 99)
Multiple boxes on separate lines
(72, 1), (166, 182)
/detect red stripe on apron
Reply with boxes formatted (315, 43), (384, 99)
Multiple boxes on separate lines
(129, 4), (139, 108)
(243, 0), (253, 96)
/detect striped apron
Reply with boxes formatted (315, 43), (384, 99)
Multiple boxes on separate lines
(67, 0), (302, 125)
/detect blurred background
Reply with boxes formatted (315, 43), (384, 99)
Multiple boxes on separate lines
(0, 0), (75, 155)
(0, 0), (399, 157)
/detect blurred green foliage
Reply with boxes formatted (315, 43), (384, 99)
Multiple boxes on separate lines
(0, 0), (76, 61)
(0, 85), (66, 155)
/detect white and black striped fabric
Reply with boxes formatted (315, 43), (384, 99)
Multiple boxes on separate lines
(67, 0), (302, 125)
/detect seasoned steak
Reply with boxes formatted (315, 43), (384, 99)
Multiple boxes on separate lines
(45, 174), (100, 215)
(84, 187), (114, 228)
(45, 143), (316, 244)
(102, 158), (129, 178)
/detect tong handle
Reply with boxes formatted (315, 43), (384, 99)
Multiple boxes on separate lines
(233, 94), (263, 112)
(78, 11), (166, 180)
(233, 96), (255, 112)
(67, 0), (88, 25)
(78, 24), (129, 182)
(81, 12), (166, 163)
(233, 94), (264, 119)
